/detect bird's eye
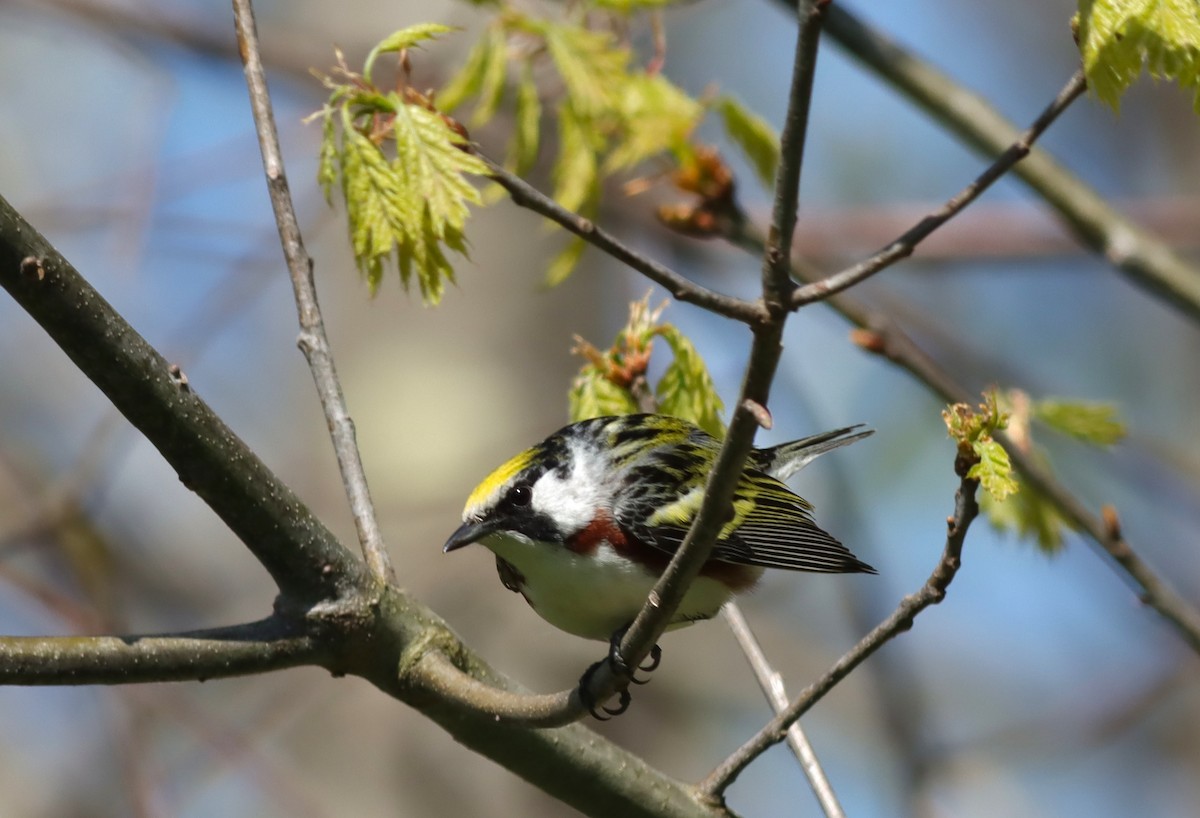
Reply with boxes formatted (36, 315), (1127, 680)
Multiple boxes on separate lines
(509, 484), (532, 507)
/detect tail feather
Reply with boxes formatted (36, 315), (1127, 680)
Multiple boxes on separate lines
(754, 425), (873, 481)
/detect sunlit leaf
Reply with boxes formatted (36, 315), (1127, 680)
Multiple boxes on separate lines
(511, 62), (542, 173)
(981, 478), (1070, 553)
(472, 25), (511, 126)
(716, 95), (780, 188)
(969, 438), (1018, 502)
(654, 324), (725, 438)
(437, 31), (495, 113)
(553, 104), (601, 213)
(365, 23), (455, 82)
(606, 74), (703, 172)
(541, 20), (630, 117)
(545, 234), (588, 287)
(569, 368), (640, 422)
(1034, 399), (1127, 445)
(1077, 0), (1200, 111)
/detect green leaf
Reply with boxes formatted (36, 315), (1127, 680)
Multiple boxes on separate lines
(653, 325), (725, 438)
(969, 438), (1018, 502)
(606, 73), (703, 172)
(569, 367), (640, 422)
(981, 476), (1070, 553)
(553, 104), (601, 213)
(716, 96), (780, 188)
(1034, 399), (1127, 445)
(510, 62), (542, 173)
(541, 21), (630, 117)
(365, 23), (455, 82)
(1077, 0), (1200, 112)
(437, 31), (494, 113)
(589, 0), (679, 10)
(545, 235), (588, 287)
(317, 108), (339, 204)
(471, 25), (511, 127)
(390, 103), (489, 301)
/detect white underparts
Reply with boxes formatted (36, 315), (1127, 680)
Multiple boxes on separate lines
(483, 531), (744, 641)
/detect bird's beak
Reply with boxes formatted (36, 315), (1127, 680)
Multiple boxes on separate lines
(443, 519), (494, 553)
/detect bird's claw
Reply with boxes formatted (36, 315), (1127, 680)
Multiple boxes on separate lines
(576, 627), (664, 719)
(578, 660), (632, 720)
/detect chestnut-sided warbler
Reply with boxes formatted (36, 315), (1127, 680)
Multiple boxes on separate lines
(443, 414), (875, 644)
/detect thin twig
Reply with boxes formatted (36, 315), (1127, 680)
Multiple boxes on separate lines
(701, 471), (981, 797)
(791, 70), (1087, 308)
(483, 158), (766, 326)
(232, 0), (394, 585)
(721, 603), (846, 818)
(582, 0), (831, 715)
(729, 209), (1200, 655)
(816, 1), (1200, 325)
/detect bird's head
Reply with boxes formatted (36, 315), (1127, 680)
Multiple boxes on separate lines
(442, 420), (619, 554)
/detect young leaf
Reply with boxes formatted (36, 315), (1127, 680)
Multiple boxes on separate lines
(317, 108), (339, 204)
(943, 390), (1015, 504)
(981, 478), (1069, 553)
(1034, 399), (1126, 446)
(569, 369), (640, 422)
(716, 96), (780, 188)
(471, 25), (511, 127)
(390, 103), (489, 301)
(365, 23), (455, 82)
(1077, 0), (1200, 112)
(437, 31), (495, 113)
(553, 104), (600, 214)
(606, 73), (703, 172)
(654, 325), (725, 439)
(541, 21), (630, 117)
(590, 0), (679, 10)
(511, 62), (542, 173)
(969, 438), (1018, 502)
(545, 235), (588, 287)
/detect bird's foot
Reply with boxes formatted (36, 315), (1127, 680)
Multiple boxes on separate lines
(576, 626), (663, 720)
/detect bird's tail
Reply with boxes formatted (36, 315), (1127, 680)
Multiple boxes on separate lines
(754, 425), (873, 481)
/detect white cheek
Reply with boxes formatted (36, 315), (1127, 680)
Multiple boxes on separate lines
(531, 469), (601, 533)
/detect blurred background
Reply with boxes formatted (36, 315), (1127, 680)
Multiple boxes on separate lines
(1, 0), (1198, 816)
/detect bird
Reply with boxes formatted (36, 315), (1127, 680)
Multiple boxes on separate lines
(443, 413), (875, 715)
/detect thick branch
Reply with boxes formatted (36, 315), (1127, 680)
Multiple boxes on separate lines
(0, 618), (322, 685)
(372, 591), (733, 818)
(816, 2), (1200, 325)
(701, 472), (981, 797)
(232, 0), (393, 585)
(0, 194), (366, 609)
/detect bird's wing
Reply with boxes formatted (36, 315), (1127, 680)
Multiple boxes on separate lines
(627, 470), (875, 575)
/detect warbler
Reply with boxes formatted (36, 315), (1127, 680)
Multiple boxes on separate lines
(443, 414), (875, 644)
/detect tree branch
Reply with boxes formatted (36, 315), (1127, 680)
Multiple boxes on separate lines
(721, 603), (846, 818)
(791, 70), (1087, 308)
(0, 617), (323, 685)
(232, 0), (393, 585)
(700, 470), (981, 797)
(483, 157), (766, 326)
(585, 0), (830, 717)
(726, 211), (1200, 655)
(0, 194), (366, 610)
(815, 2), (1200, 325)
(0, 192), (742, 817)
